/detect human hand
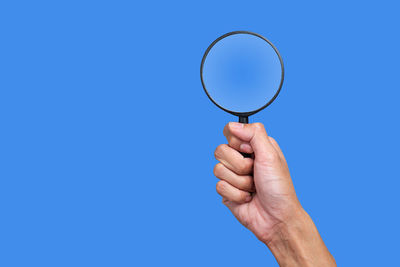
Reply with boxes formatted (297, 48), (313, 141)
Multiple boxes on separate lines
(214, 122), (301, 243)
(214, 122), (336, 266)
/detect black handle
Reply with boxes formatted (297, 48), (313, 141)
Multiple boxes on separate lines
(238, 116), (252, 158)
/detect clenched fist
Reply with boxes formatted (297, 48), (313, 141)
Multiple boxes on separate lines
(213, 122), (336, 267)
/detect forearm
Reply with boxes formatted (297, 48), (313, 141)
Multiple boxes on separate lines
(265, 208), (336, 267)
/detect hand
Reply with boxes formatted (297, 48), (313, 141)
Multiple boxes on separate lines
(214, 122), (336, 266)
(214, 122), (300, 243)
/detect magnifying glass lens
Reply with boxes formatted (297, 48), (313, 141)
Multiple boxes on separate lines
(202, 33), (283, 114)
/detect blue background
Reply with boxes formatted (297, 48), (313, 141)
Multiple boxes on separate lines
(1, 1), (399, 266)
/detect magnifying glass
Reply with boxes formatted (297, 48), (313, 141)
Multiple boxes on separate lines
(200, 31), (284, 125)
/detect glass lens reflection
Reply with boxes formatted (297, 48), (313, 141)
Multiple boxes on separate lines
(202, 33), (282, 113)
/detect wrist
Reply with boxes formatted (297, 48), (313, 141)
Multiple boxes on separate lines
(265, 208), (310, 266)
(265, 207), (336, 267)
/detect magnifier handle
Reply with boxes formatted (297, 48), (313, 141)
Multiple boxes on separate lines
(238, 116), (252, 158)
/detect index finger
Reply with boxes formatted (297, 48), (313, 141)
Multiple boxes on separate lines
(226, 122), (279, 163)
(223, 123), (254, 154)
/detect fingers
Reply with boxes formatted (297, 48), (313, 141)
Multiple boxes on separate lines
(214, 142), (255, 204)
(224, 122), (279, 163)
(214, 144), (253, 175)
(216, 180), (252, 204)
(214, 163), (255, 192)
(223, 124), (254, 154)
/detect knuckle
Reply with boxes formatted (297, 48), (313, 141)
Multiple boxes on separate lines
(223, 123), (230, 133)
(214, 144), (225, 159)
(213, 163), (224, 177)
(253, 123), (268, 136)
(227, 122), (235, 131)
(216, 181), (225, 194)
(214, 147), (219, 159)
(253, 122), (265, 130)
(221, 143), (229, 150)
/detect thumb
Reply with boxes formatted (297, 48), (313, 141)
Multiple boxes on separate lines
(227, 122), (279, 162)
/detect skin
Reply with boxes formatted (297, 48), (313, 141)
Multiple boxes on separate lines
(214, 122), (336, 267)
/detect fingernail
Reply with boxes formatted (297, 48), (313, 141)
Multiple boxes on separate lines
(246, 195), (252, 202)
(229, 122), (243, 129)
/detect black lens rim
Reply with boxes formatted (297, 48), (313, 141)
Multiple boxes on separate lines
(200, 31), (285, 117)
